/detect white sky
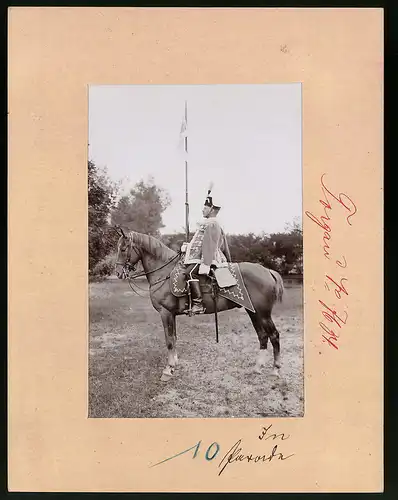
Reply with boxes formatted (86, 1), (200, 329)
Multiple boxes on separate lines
(89, 84), (302, 235)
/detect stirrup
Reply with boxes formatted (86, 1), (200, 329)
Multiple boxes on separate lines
(184, 303), (206, 315)
(191, 303), (205, 315)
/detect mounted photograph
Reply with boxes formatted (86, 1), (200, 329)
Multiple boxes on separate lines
(88, 84), (303, 418)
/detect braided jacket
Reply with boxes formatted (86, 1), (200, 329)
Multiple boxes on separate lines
(183, 217), (231, 274)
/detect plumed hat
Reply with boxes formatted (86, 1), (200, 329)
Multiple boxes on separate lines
(204, 182), (221, 214)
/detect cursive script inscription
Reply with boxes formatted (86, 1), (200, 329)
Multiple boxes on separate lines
(305, 174), (357, 260)
(305, 174), (357, 351)
(319, 299), (348, 350)
(150, 424), (294, 476)
(218, 424), (294, 476)
(259, 424), (290, 441)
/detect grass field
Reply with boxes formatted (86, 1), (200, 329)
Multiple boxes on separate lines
(89, 278), (304, 418)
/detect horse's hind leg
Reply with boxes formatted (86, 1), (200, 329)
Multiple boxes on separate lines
(264, 316), (281, 377)
(247, 311), (269, 374)
(248, 311), (281, 376)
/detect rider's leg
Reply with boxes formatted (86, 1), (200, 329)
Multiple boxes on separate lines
(186, 263), (205, 314)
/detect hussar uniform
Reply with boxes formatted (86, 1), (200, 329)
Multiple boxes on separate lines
(184, 218), (229, 273)
(181, 185), (231, 314)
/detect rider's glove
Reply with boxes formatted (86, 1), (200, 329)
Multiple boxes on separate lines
(199, 264), (211, 275)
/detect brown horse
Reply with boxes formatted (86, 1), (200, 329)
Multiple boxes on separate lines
(115, 231), (284, 382)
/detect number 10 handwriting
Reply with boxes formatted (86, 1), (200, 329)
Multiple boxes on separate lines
(150, 424), (294, 476)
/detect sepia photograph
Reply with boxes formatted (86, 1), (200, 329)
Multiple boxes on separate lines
(7, 7), (384, 493)
(88, 84), (303, 418)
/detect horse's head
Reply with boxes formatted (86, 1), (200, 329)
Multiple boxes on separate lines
(115, 231), (141, 278)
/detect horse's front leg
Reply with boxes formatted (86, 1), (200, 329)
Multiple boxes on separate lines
(159, 308), (178, 382)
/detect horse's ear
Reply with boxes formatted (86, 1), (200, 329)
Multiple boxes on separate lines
(114, 225), (126, 238)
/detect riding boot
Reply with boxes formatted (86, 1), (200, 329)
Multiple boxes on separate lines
(188, 279), (205, 314)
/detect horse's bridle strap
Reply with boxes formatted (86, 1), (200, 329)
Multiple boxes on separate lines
(127, 251), (182, 280)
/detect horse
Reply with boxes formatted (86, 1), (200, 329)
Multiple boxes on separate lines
(114, 230), (284, 382)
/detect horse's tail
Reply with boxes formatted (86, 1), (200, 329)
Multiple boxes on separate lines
(270, 269), (284, 303)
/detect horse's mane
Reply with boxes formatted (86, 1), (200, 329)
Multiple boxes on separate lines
(128, 231), (177, 261)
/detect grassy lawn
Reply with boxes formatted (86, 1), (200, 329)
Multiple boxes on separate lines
(89, 278), (304, 418)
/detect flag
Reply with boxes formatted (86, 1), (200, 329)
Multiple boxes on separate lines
(178, 103), (188, 156)
(180, 115), (188, 138)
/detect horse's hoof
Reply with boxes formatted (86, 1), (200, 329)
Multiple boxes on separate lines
(254, 365), (263, 374)
(272, 368), (281, 378)
(161, 367), (174, 382)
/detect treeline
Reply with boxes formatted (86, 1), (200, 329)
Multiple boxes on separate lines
(162, 224), (302, 276)
(88, 160), (303, 278)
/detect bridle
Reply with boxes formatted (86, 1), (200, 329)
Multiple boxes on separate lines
(116, 243), (141, 273)
(116, 239), (182, 296)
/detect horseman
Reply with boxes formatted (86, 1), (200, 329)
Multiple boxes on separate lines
(181, 185), (231, 314)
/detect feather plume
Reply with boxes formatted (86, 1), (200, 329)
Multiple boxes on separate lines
(207, 181), (214, 195)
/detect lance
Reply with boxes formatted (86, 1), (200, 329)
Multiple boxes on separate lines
(184, 100), (190, 242)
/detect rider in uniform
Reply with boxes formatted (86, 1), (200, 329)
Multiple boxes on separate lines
(181, 185), (231, 314)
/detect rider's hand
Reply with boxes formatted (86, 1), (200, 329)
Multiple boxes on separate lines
(181, 242), (188, 253)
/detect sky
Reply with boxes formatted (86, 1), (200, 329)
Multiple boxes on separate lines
(89, 84), (302, 235)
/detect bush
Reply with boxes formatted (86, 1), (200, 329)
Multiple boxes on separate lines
(91, 253), (117, 279)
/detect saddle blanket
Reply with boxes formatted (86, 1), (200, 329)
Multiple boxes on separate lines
(170, 260), (255, 313)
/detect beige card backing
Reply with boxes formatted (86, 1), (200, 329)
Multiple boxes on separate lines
(8, 8), (383, 492)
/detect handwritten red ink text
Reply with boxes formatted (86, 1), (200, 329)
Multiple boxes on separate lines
(306, 174), (357, 351)
(305, 174), (357, 260)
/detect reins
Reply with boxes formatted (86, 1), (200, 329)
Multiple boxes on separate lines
(123, 250), (182, 296)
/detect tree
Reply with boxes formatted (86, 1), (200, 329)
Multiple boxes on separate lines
(269, 217), (303, 274)
(111, 177), (171, 236)
(284, 216), (303, 237)
(227, 217), (303, 275)
(161, 231), (196, 252)
(88, 160), (119, 271)
(228, 233), (275, 269)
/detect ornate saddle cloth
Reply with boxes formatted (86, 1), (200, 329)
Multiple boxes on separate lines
(170, 259), (255, 313)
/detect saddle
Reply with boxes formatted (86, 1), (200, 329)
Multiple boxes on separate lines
(170, 257), (256, 313)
